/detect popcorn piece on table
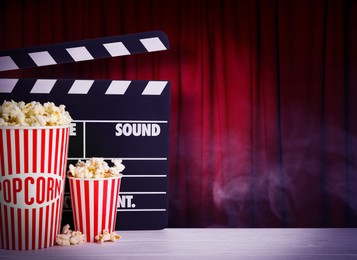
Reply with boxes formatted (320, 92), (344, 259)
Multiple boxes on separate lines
(95, 229), (121, 244)
(0, 100), (72, 126)
(56, 224), (86, 246)
(68, 157), (125, 179)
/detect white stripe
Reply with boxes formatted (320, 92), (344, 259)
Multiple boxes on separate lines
(140, 37), (167, 52)
(21, 208), (26, 250)
(142, 81), (167, 95)
(44, 129), (49, 173)
(66, 46), (94, 62)
(28, 51), (57, 67)
(28, 209), (32, 249)
(30, 79), (56, 94)
(36, 130), (41, 172)
(83, 122), (86, 158)
(0, 79), (18, 93)
(0, 204), (8, 248)
(13, 208), (18, 249)
(89, 181), (94, 242)
(79, 180), (86, 239)
(0, 56), (18, 71)
(19, 130), (24, 174)
(103, 42), (130, 56)
(104, 180), (112, 230)
(105, 80), (131, 95)
(97, 180), (103, 234)
(0, 206), (4, 248)
(68, 80), (94, 94)
(46, 205), (52, 248)
(55, 129), (62, 176)
(7, 207), (12, 249)
(28, 130), (33, 175)
(41, 208), (45, 249)
(34, 208), (39, 249)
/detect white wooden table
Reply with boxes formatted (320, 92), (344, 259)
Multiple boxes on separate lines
(1, 228), (356, 259)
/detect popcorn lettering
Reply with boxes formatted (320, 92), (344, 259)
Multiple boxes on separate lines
(55, 224), (86, 246)
(68, 157), (125, 179)
(0, 100), (72, 126)
(95, 229), (121, 244)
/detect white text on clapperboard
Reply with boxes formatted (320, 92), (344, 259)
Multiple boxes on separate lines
(70, 123), (161, 137)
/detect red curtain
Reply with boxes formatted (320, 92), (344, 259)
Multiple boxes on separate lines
(1, 0), (356, 227)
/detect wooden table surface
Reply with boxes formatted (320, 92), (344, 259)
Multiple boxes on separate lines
(1, 228), (357, 259)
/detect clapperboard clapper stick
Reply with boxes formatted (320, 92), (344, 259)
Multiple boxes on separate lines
(0, 31), (171, 230)
(0, 31), (169, 71)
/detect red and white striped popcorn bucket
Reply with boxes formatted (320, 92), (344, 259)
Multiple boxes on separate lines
(0, 126), (70, 250)
(68, 176), (122, 242)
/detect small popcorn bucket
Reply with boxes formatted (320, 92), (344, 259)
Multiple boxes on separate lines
(68, 176), (122, 242)
(0, 125), (70, 250)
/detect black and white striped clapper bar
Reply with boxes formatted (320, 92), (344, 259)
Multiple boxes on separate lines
(0, 31), (170, 230)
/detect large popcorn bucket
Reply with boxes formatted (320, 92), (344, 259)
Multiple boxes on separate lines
(68, 176), (122, 242)
(0, 126), (70, 250)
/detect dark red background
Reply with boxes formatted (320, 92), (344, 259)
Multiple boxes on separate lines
(1, 0), (356, 228)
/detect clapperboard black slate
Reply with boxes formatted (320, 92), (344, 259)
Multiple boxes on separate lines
(0, 31), (170, 230)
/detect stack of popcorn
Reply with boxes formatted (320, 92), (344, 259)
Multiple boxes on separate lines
(0, 100), (72, 126)
(67, 157), (124, 243)
(56, 225), (86, 246)
(0, 100), (72, 250)
(68, 157), (125, 179)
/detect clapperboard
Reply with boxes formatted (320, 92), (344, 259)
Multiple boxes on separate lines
(0, 31), (170, 230)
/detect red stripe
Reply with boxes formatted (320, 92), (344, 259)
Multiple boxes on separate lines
(17, 208), (22, 250)
(75, 180), (84, 233)
(0, 206), (3, 249)
(84, 181), (91, 241)
(14, 130), (20, 174)
(0, 130), (5, 176)
(102, 180), (108, 230)
(94, 180), (99, 237)
(41, 129), (46, 173)
(32, 129), (37, 172)
(24, 129), (29, 173)
(6, 130), (12, 175)
(25, 208), (29, 250)
(3, 205), (9, 249)
(48, 129), (53, 174)
(38, 207), (43, 248)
